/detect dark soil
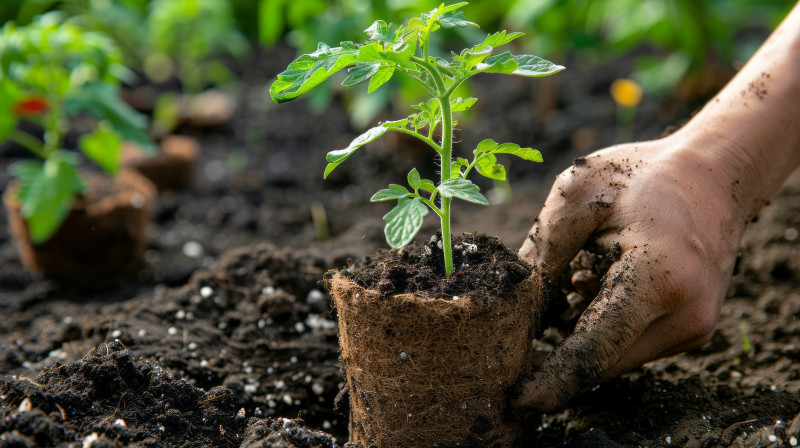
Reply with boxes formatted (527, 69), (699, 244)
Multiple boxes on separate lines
(346, 232), (533, 299)
(2, 39), (799, 447)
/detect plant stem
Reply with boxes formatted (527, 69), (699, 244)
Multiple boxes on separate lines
(9, 129), (46, 158)
(439, 91), (454, 275)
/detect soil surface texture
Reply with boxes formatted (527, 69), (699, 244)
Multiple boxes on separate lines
(2, 41), (799, 447)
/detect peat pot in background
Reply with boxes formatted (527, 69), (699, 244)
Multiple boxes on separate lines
(3, 170), (157, 281)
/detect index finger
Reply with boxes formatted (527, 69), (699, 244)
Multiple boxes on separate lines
(511, 248), (667, 412)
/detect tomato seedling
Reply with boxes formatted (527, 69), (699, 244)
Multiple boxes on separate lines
(0, 14), (153, 243)
(270, 2), (563, 275)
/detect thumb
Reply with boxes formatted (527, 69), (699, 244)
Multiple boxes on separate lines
(520, 163), (618, 280)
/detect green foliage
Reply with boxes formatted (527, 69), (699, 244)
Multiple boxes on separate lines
(9, 152), (85, 244)
(0, 14), (152, 244)
(271, 2), (562, 274)
(147, 0), (248, 91)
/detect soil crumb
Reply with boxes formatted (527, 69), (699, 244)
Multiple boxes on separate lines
(343, 233), (533, 300)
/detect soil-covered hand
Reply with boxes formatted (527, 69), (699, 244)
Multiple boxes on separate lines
(512, 0), (800, 412)
(513, 136), (745, 412)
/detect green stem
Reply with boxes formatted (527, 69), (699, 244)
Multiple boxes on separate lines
(9, 129), (46, 158)
(439, 91), (454, 275)
(386, 127), (442, 154)
(417, 196), (443, 216)
(42, 96), (61, 157)
(395, 67), (438, 97)
(411, 56), (446, 94)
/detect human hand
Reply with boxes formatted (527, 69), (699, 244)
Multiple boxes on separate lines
(512, 134), (748, 412)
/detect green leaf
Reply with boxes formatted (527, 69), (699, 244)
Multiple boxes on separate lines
(474, 139), (543, 162)
(417, 179), (436, 192)
(258, 0), (286, 46)
(451, 157), (469, 179)
(78, 121), (122, 175)
(454, 47), (492, 71)
(364, 20), (396, 43)
(471, 31), (525, 53)
(371, 184), (410, 202)
(9, 151), (85, 244)
(356, 42), (383, 62)
(438, 11), (479, 29)
(407, 168), (421, 190)
(0, 79), (21, 141)
(474, 153), (506, 181)
(381, 118), (408, 129)
(324, 126), (387, 178)
(495, 143), (543, 162)
(450, 97), (477, 112)
(383, 197), (428, 248)
(64, 83), (154, 153)
(438, 178), (488, 205)
(342, 61), (381, 87)
(270, 42), (359, 103)
(368, 66), (394, 93)
(477, 52), (565, 77)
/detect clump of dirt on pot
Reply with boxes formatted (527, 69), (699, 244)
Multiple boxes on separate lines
(345, 232), (534, 302)
(328, 233), (541, 448)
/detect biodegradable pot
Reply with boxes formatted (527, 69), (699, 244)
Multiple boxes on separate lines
(3, 169), (157, 280)
(122, 135), (199, 191)
(329, 263), (540, 448)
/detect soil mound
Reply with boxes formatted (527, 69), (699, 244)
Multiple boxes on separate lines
(346, 232), (533, 300)
(0, 341), (337, 447)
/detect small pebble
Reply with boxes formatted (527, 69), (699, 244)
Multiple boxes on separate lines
(18, 398), (32, 412)
(182, 241), (203, 258)
(769, 435), (778, 443)
(82, 433), (100, 448)
(665, 436), (671, 444)
(294, 322), (305, 333)
(175, 310), (186, 320)
(290, 356), (298, 364)
(263, 286), (276, 295)
(785, 228), (798, 241)
(306, 289), (325, 303)
(138, 329), (146, 337)
(113, 419), (127, 428)
(200, 286), (213, 298)
(312, 383), (325, 395)
(111, 330), (122, 338)
(130, 193), (145, 209)
(282, 394), (293, 405)
(400, 352), (407, 360)
(167, 327), (178, 336)
(187, 342), (197, 351)
(789, 436), (797, 446)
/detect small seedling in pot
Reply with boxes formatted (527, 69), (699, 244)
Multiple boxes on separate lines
(270, 2), (563, 275)
(0, 13), (153, 243)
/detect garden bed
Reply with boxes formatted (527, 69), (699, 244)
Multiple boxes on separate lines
(1, 45), (799, 447)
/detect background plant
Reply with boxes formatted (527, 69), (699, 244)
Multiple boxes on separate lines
(271, 2), (563, 275)
(0, 13), (153, 243)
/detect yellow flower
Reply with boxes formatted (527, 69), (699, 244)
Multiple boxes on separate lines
(610, 79), (643, 108)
